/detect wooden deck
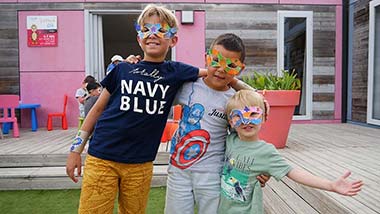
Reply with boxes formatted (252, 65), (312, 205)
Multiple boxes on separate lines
(0, 123), (379, 213)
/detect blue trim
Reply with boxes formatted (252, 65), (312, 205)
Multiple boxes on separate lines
(347, 120), (380, 129)
(346, 2), (355, 121)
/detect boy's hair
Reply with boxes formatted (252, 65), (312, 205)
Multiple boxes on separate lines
(83, 75), (96, 84)
(86, 82), (101, 92)
(226, 90), (266, 120)
(137, 4), (178, 30)
(210, 33), (246, 62)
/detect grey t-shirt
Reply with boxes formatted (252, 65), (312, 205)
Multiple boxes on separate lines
(84, 96), (99, 117)
(169, 78), (235, 173)
(218, 133), (293, 214)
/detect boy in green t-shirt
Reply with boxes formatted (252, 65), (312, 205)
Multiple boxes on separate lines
(218, 90), (364, 214)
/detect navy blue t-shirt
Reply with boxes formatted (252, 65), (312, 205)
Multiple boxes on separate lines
(88, 61), (198, 163)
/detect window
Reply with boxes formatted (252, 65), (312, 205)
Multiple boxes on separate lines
(367, 0), (380, 125)
(278, 11), (313, 120)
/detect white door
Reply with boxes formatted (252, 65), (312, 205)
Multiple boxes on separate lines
(278, 11), (313, 120)
(367, 0), (380, 125)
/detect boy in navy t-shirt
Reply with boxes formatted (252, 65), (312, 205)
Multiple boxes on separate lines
(66, 4), (206, 213)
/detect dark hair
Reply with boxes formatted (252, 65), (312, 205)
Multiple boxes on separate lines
(83, 75), (96, 84)
(86, 82), (101, 92)
(210, 33), (246, 62)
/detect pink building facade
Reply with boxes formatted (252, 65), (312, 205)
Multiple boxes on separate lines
(0, 0), (344, 128)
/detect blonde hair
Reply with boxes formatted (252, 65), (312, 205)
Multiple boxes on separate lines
(226, 90), (266, 120)
(137, 4), (178, 30)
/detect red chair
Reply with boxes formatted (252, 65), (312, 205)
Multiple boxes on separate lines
(161, 105), (182, 150)
(47, 94), (68, 131)
(0, 95), (20, 138)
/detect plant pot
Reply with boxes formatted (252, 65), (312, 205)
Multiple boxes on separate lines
(259, 90), (300, 149)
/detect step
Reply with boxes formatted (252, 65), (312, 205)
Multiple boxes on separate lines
(0, 165), (168, 190)
(0, 152), (170, 168)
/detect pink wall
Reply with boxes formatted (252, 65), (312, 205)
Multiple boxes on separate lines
(19, 11), (85, 72)
(20, 72), (85, 128)
(175, 11), (206, 68)
(18, 11), (85, 128)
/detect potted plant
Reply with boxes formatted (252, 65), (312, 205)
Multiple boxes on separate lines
(241, 70), (301, 148)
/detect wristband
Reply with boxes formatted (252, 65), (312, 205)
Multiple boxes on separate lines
(70, 130), (89, 153)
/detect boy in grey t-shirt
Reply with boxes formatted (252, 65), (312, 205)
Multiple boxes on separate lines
(166, 33), (259, 214)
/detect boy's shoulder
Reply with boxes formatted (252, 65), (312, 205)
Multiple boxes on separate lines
(166, 60), (198, 70)
(180, 78), (208, 91)
(228, 134), (275, 149)
(118, 60), (193, 69)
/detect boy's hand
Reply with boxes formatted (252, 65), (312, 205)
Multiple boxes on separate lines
(257, 174), (270, 187)
(199, 68), (208, 77)
(77, 96), (86, 104)
(125, 55), (142, 64)
(66, 152), (82, 183)
(263, 99), (270, 121)
(332, 171), (363, 196)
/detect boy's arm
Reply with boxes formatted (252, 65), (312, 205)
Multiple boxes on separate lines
(287, 168), (363, 196)
(66, 88), (111, 183)
(79, 88), (110, 134)
(229, 78), (257, 91)
(198, 68), (207, 77)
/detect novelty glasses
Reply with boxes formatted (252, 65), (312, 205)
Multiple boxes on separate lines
(229, 106), (263, 128)
(135, 23), (177, 39)
(206, 49), (244, 76)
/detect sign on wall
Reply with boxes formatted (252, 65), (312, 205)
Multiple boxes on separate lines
(27, 16), (58, 47)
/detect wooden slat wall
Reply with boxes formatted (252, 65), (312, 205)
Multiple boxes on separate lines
(351, 0), (370, 123)
(0, 8), (19, 94)
(205, 4), (337, 120)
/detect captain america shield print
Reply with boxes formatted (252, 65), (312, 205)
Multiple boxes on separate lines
(170, 103), (211, 169)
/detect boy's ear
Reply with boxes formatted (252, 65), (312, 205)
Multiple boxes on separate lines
(169, 36), (178, 48)
(228, 119), (234, 127)
(241, 63), (246, 71)
(137, 36), (142, 46)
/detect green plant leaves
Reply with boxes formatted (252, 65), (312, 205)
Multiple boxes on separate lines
(241, 70), (301, 90)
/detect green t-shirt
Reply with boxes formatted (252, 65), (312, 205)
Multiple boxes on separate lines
(218, 133), (292, 214)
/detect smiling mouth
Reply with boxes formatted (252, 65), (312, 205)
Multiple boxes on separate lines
(214, 75), (225, 80)
(146, 41), (160, 46)
(242, 125), (255, 130)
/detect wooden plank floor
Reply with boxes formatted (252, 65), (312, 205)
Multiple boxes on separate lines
(273, 123), (380, 214)
(0, 127), (169, 165)
(0, 123), (379, 213)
